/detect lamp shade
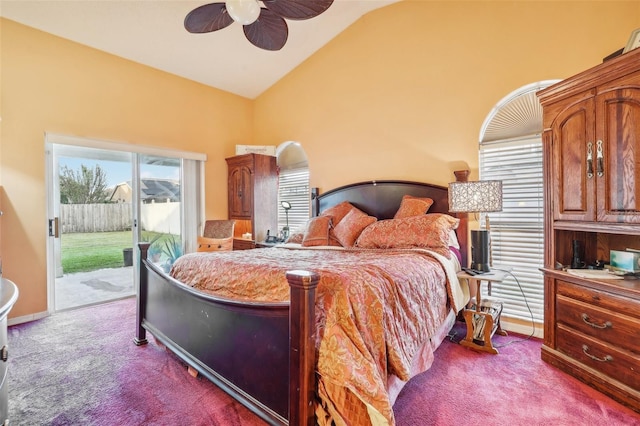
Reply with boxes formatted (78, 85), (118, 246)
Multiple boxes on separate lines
(448, 180), (503, 213)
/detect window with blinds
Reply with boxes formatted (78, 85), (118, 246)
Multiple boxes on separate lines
(277, 167), (310, 234)
(480, 138), (544, 325)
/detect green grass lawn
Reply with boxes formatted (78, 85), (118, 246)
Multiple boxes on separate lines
(61, 231), (133, 274)
(61, 231), (173, 274)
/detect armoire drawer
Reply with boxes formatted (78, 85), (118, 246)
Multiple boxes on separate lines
(557, 324), (640, 391)
(556, 280), (640, 320)
(556, 294), (640, 354)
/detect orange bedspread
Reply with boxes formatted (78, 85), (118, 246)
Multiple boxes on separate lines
(170, 246), (462, 425)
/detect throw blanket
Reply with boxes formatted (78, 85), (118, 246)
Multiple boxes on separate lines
(170, 246), (467, 425)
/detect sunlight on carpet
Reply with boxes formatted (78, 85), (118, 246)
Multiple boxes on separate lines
(8, 298), (267, 425)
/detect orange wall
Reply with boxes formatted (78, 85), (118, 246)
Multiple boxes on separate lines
(1, 2), (640, 320)
(254, 1), (640, 192)
(0, 19), (252, 318)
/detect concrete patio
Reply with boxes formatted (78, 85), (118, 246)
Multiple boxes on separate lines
(55, 266), (135, 311)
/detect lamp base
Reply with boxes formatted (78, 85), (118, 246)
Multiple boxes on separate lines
(471, 229), (491, 272)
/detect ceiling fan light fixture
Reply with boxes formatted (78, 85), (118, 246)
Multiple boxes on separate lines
(226, 0), (261, 25)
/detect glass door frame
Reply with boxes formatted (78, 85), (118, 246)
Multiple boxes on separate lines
(45, 133), (205, 313)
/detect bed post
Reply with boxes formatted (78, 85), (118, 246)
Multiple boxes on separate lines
(453, 170), (470, 268)
(134, 242), (150, 346)
(286, 270), (320, 426)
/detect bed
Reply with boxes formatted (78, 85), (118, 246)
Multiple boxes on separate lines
(134, 176), (470, 425)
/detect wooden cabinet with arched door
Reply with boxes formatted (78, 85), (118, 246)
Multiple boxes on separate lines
(226, 153), (278, 249)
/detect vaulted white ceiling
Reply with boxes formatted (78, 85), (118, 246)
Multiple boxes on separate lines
(0, 0), (399, 99)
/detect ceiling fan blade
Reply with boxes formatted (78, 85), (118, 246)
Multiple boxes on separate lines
(243, 8), (288, 51)
(263, 0), (334, 20)
(184, 3), (234, 33)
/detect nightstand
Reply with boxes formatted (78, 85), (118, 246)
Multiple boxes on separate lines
(457, 268), (509, 354)
(255, 241), (280, 248)
(233, 238), (255, 250)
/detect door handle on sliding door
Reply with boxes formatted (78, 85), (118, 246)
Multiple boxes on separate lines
(48, 217), (59, 238)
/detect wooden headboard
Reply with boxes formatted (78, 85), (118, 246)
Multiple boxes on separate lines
(310, 173), (470, 267)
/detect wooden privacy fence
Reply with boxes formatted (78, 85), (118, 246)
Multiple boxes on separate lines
(60, 202), (180, 234)
(60, 203), (132, 233)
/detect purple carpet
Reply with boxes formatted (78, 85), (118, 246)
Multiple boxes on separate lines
(7, 297), (640, 425)
(394, 321), (640, 425)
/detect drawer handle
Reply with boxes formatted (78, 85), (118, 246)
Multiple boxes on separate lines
(582, 344), (613, 363)
(1, 345), (7, 362)
(581, 313), (612, 329)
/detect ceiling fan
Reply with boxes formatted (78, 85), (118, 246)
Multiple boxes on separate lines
(184, 0), (334, 51)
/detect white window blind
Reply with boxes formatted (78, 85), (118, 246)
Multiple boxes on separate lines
(278, 167), (310, 233)
(480, 138), (544, 324)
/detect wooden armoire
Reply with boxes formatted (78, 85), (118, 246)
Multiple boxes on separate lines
(225, 153), (278, 250)
(537, 47), (640, 412)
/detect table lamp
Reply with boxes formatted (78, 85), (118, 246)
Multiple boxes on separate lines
(448, 180), (503, 272)
(280, 201), (292, 240)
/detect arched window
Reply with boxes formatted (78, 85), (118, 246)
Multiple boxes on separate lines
(276, 142), (310, 235)
(479, 80), (559, 337)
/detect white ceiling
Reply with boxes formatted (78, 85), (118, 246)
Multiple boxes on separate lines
(0, 0), (399, 99)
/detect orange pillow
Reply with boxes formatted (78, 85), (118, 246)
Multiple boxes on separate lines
(320, 201), (358, 225)
(302, 216), (332, 247)
(394, 195), (434, 219)
(356, 213), (459, 257)
(333, 208), (377, 247)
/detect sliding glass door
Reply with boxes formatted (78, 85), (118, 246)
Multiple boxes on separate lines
(46, 134), (204, 313)
(48, 144), (136, 311)
(138, 155), (183, 272)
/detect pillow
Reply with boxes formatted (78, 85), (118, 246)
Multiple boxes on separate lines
(449, 229), (460, 249)
(355, 213), (460, 257)
(320, 201), (358, 225)
(333, 208), (377, 247)
(286, 232), (304, 244)
(302, 216), (332, 247)
(394, 195), (434, 219)
(197, 236), (233, 252)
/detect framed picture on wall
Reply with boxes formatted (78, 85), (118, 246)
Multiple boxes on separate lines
(623, 28), (640, 53)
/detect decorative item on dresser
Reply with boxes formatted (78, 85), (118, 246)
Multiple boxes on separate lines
(226, 153), (278, 250)
(623, 28), (640, 53)
(537, 46), (640, 413)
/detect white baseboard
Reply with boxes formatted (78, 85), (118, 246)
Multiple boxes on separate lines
(500, 316), (544, 339)
(9, 311), (50, 326)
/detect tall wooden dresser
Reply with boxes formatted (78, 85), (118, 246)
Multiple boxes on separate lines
(537, 47), (640, 412)
(226, 153), (278, 249)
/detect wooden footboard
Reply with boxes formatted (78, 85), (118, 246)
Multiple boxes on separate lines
(134, 243), (319, 426)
